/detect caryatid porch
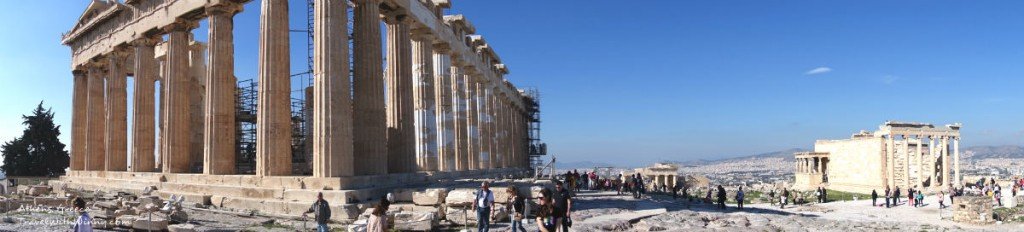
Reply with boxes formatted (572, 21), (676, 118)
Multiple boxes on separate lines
(58, 0), (537, 220)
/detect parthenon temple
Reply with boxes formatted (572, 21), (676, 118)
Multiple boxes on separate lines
(793, 121), (961, 194)
(54, 0), (543, 219)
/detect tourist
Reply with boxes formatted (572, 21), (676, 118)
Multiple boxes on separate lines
(716, 185), (727, 209)
(366, 198), (390, 232)
(472, 181), (496, 232)
(893, 186), (901, 206)
(915, 190), (924, 208)
(815, 187), (822, 203)
(71, 197), (92, 232)
(871, 189), (878, 206)
(534, 191), (559, 232)
(507, 186), (526, 232)
(616, 174), (624, 195)
(937, 191), (945, 208)
(821, 187), (827, 203)
(884, 186), (891, 208)
(553, 181), (573, 232)
(769, 189), (776, 206)
(736, 186), (745, 209)
(781, 188), (789, 209)
(302, 192), (332, 232)
(705, 187), (713, 204)
(908, 187), (914, 207)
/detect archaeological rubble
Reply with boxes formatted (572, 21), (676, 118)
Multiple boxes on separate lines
(52, 0), (549, 223)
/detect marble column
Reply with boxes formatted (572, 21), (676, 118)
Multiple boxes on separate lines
(162, 20), (197, 173)
(86, 65), (106, 171)
(352, 0), (387, 175)
(465, 74), (480, 170)
(489, 89), (501, 168)
(71, 69), (87, 171)
(412, 32), (437, 171)
(106, 51), (128, 171)
(204, 3), (241, 175)
(953, 137), (960, 186)
(476, 81), (491, 169)
(941, 136), (949, 187)
(915, 135), (923, 188)
(902, 135), (909, 187)
(255, 0), (292, 176)
(885, 134), (894, 187)
(130, 37), (160, 172)
(453, 65), (469, 171)
(929, 137), (936, 188)
(312, 0), (353, 177)
(498, 95), (509, 168)
(385, 14), (415, 174)
(435, 54), (455, 171)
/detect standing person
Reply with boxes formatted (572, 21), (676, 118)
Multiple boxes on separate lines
(302, 192), (332, 232)
(633, 174), (642, 199)
(937, 191), (946, 208)
(893, 186), (901, 206)
(71, 197), (92, 232)
(884, 186), (891, 208)
(781, 188), (789, 209)
(735, 187), (745, 209)
(472, 181), (496, 232)
(821, 187), (827, 203)
(553, 181), (574, 232)
(366, 198), (390, 232)
(616, 174), (624, 195)
(705, 187), (713, 204)
(534, 192), (559, 232)
(507, 186), (526, 232)
(815, 187), (822, 203)
(769, 189), (776, 206)
(871, 189), (878, 206)
(716, 185), (727, 209)
(908, 187), (914, 207)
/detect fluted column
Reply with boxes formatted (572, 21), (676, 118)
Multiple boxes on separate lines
(312, 0), (353, 177)
(162, 20), (198, 173)
(353, 0), (387, 175)
(487, 88), (499, 168)
(451, 62), (468, 171)
(86, 65), (106, 171)
(255, 0), (292, 176)
(476, 82), (491, 169)
(385, 14), (415, 173)
(915, 135), (922, 188)
(71, 69), (87, 171)
(929, 137), (936, 188)
(204, 3), (242, 175)
(941, 136), (949, 187)
(953, 137), (960, 186)
(465, 74), (480, 170)
(413, 33), (438, 171)
(106, 51), (128, 171)
(435, 52), (455, 171)
(131, 37), (160, 172)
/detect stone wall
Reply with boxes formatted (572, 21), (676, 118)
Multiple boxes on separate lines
(952, 196), (994, 224)
(815, 137), (885, 194)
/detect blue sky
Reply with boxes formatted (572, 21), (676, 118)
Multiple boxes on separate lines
(1, 1), (1023, 167)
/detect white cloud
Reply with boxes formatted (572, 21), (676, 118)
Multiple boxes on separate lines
(804, 67), (832, 75)
(881, 75), (899, 85)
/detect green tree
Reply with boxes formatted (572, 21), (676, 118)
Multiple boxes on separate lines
(1, 102), (69, 176)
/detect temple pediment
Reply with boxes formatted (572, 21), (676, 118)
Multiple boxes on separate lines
(62, 0), (122, 45)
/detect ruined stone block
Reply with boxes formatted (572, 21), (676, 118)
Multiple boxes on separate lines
(413, 188), (447, 206)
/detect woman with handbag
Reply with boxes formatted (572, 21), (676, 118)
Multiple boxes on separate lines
(507, 186), (527, 232)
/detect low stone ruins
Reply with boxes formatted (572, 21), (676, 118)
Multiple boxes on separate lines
(55, 0), (542, 220)
(794, 121), (962, 194)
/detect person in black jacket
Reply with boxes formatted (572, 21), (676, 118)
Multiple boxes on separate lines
(507, 186), (526, 232)
(871, 189), (878, 206)
(716, 185), (727, 209)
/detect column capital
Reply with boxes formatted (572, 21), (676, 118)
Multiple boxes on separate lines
(382, 11), (413, 25)
(162, 19), (199, 33)
(131, 36), (162, 47)
(352, 0), (383, 6)
(206, 1), (244, 16)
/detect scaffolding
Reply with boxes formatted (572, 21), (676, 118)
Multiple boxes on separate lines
(524, 88), (547, 173)
(235, 79), (258, 174)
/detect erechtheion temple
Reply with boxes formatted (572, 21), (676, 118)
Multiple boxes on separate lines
(627, 163), (680, 190)
(55, 0), (545, 219)
(793, 121), (961, 194)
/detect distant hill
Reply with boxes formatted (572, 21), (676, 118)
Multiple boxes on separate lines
(674, 148), (808, 166)
(962, 145), (1024, 159)
(558, 160), (615, 170)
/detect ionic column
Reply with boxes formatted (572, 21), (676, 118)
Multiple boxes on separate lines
(413, 32), (438, 172)
(106, 50), (128, 171)
(352, 0), (387, 175)
(255, 0), (292, 176)
(162, 20), (198, 173)
(466, 74), (480, 170)
(385, 14), (415, 173)
(929, 137), (936, 187)
(71, 69), (87, 171)
(953, 137), (960, 186)
(435, 54), (456, 172)
(312, 0), (353, 177)
(885, 134), (894, 187)
(915, 135), (923, 188)
(130, 37), (160, 172)
(86, 64), (106, 171)
(902, 135), (910, 187)
(941, 136), (949, 187)
(204, 3), (242, 175)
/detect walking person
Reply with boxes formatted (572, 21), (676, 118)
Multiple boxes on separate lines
(716, 185), (727, 209)
(893, 186), (901, 206)
(472, 181), (496, 232)
(507, 186), (526, 232)
(769, 189), (776, 206)
(302, 192), (333, 232)
(71, 197), (92, 232)
(553, 181), (573, 232)
(366, 198), (390, 232)
(884, 186), (891, 208)
(938, 191), (946, 208)
(534, 190), (559, 232)
(815, 187), (822, 203)
(781, 188), (789, 209)
(871, 189), (878, 207)
(735, 186), (745, 209)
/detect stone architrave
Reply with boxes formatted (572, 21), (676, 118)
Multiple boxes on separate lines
(255, 0), (292, 176)
(204, 3), (242, 175)
(385, 14), (415, 173)
(131, 37), (160, 172)
(312, 0), (354, 177)
(353, 0), (387, 175)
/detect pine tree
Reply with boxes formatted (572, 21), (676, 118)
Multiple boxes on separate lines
(1, 102), (70, 176)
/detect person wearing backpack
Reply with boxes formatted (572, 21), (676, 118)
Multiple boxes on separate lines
(472, 181), (496, 232)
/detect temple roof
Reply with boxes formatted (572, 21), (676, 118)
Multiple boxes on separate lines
(62, 0), (121, 45)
